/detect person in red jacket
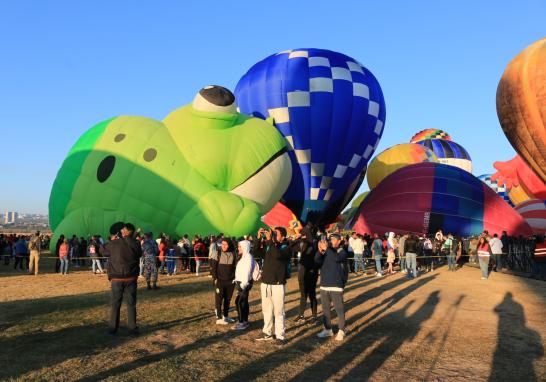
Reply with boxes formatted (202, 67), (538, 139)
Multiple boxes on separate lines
(59, 239), (70, 275)
(158, 239), (166, 274)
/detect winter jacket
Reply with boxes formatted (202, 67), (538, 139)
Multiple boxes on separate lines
(210, 250), (236, 281)
(315, 246), (349, 289)
(257, 238), (290, 285)
(234, 240), (254, 289)
(404, 236), (419, 254)
(291, 236), (316, 270)
(104, 237), (142, 280)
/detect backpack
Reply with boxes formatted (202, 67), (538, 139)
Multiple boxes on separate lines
(251, 258), (261, 281)
(29, 238), (37, 250)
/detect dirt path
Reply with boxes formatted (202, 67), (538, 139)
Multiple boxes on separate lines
(1, 264), (545, 381)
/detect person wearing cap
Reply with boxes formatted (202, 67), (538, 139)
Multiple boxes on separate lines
(315, 233), (349, 341)
(103, 223), (142, 335)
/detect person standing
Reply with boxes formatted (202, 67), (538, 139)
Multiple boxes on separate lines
(404, 234), (419, 278)
(372, 233), (383, 277)
(89, 236), (103, 274)
(255, 227), (290, 345)
(59, 238), (70, 275)
(489, 234), (504, 272)
(28, 231), (42, 275)
(210, 238), (237, 325)
(445, 234), (456, 271)
(142, 232), (160, 290)
(292, 224), (319, 323)
(13, 236), (28, 271)
(233, 240), (255, 330)
(352, 234), (366, 275)
(316, 234), (349, 341)
(104, 223), (142, 335)
(477, 236), (492, 280)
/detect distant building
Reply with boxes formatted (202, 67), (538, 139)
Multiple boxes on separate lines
(4, 211), (18, 224)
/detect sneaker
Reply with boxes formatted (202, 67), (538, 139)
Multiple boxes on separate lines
(224, 316), (236, 324)
(317, 328), (334, 338)
(310, 317), (321, 326)
(481, 277), (487, 280)
(335, 330), (345, 341)
(233, 323), (247, 330)
(375, 273), (383, 277)
(274, 338), (286, 346)
(216, 318), (228, 325)
(256, 334), (274, 341)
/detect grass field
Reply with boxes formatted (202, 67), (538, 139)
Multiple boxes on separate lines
(1, 259), (545, 381)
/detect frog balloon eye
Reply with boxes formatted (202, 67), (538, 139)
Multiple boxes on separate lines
(97, 155), (116, 183)
(192, 85), (237, 113)
(143, 148), (157, 162)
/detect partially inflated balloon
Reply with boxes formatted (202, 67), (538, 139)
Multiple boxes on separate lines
(515, 199), (546, 234)
(49, 86), (291, 251)
(367, 143), (437, 189)
(236, 48), (385, 226)
(415, 139), (472, 173)
(497, 37), (546, 182)
(352, 163), (532, 237)
(410, 128), (452, 143)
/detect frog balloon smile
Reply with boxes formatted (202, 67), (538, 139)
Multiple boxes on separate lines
(48, 86), (292, 248)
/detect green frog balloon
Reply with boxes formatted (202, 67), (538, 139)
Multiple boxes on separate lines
(49, 86), (292, 247)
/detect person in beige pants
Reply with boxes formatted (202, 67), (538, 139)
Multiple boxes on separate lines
(28, 232), (42, 275)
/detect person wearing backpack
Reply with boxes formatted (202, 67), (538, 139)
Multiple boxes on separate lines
(233, 239), (256, 330)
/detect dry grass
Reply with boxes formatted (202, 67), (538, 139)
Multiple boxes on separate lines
(1, 258), (545, 381)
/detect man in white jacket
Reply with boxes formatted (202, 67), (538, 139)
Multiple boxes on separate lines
(234, 240), (255, 330)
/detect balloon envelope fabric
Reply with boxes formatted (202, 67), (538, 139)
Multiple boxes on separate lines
(478, 174), (514, 206)
(515, 199), (546, 234)
(235, 48), (386, 226)
(415, 139), (472, 173)
(352, 163), (532, 237)
(367, 143), (437, 189)
(410, 128), (452, 143)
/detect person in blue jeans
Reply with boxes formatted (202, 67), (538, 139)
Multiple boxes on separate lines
(166, 246), (176, 276)
(403, 234), (419, 279)
(477, 236), (491, 280)
(372, 233), (383, 277)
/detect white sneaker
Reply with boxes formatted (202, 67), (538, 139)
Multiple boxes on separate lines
(216, 318), (228, 325)
(376, 273), (383, 277)
(224, 316), (235, 323)
(317, 328), (334, 338)
(335, 330), (345, 341)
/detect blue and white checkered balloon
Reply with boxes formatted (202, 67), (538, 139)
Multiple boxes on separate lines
(478, 174), (514, 207)
(235, 49), (386, 225)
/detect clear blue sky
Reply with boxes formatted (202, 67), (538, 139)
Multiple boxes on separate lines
(1, 0), (544, 214)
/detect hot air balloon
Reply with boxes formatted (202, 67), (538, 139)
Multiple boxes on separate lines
(478, 174), (514, 206)
(367, 143), (438, 189)
(235, 48), (385, 227)
(515, 199), (546, 234)
(410, 128), (452, 143)
(415, 139), (472, 173)
(492, 155), (546, 199)
(352, 163), (532, 237)
(497, 37), (546, 183)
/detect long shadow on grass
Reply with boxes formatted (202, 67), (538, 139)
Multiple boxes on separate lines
(219, 275), (437, 382)
(69, 275), (406, 381)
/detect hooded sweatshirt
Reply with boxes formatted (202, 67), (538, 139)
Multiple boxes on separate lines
(235, 240), (254, 289)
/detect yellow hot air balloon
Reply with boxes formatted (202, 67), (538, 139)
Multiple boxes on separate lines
(367, 143), (438, 189)
(497, 37), (546, 183)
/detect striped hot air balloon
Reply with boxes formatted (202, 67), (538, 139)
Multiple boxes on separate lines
(236, 48), (385, 226)
(415, 139), (472, 173)
(515, 199), (546, 234)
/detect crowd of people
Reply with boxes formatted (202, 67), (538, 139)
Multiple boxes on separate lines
(1, 224), (545, 344)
